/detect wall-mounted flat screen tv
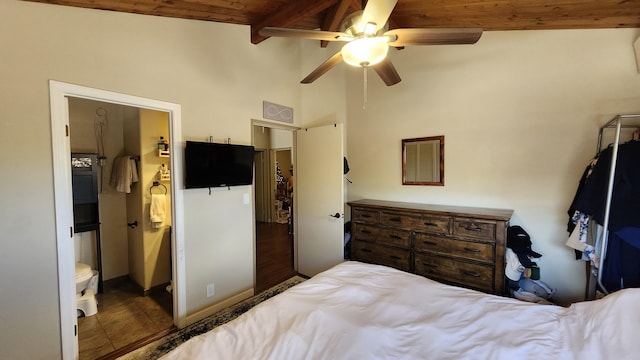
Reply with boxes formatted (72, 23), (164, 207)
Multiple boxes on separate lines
(185, 141), (255, 189)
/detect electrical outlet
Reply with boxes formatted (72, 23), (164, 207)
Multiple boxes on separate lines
(206, 283), (215, 298)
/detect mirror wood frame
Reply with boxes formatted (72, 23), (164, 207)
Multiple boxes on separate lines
(402, 136), (445, 186)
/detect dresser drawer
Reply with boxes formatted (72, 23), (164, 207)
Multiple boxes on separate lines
(348, 199), (512, 295)
(414, 233), (494, 263)
(453, 218), (496, 241)
(353, 240), (411, 272)
(414, 254), (494, 292)
(354, 224), (411, 248)
(380, 212), (450, 234)
(352, 208), (379, 224)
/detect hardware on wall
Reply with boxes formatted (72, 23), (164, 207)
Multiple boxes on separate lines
(263, 101), (293, 123)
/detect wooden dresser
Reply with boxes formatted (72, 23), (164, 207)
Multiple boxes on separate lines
(348, 199), (513, 295)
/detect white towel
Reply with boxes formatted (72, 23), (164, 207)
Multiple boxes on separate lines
(150, 194), (166, 229)
(109, 156), (139, 193)
(129, 158), (139, 184)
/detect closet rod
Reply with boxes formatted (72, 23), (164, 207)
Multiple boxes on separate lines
(597, 114), (640, 151)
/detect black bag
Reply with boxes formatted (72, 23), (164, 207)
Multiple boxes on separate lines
(507, 225), (542, 268)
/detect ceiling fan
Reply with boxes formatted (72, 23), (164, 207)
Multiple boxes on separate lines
(259, 0), (482, 86)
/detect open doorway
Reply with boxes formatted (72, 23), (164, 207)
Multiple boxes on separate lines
(252, 124), (297, 293)
(50, 81), (186, 359)
(68, 98), (174, 358)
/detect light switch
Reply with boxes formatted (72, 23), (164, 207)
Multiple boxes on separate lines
(243, 193), (250, 204)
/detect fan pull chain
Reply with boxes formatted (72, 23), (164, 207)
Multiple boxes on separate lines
(363, 66), (368, 110)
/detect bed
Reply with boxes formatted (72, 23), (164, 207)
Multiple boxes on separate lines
(161, 261), (639, 359)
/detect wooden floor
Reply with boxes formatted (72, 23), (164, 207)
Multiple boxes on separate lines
(255, 221), (297, 294)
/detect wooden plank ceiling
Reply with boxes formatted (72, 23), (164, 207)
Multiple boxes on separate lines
(25, 0), (640, 45)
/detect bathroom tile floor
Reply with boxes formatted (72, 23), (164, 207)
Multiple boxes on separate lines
(78, 279), (173, 359)
(75, 222), (293, 359)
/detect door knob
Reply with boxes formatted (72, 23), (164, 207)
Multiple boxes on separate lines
(329, 213), (341, 219)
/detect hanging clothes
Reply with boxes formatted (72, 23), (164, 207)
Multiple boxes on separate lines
(567, 156), (598, 233)
(568, 139), (640, 293)
(566, 155), (599, 262)
(600, 227), (640, 292)
(571, 141), (640, 231)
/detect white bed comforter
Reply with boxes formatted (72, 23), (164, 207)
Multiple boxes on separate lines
(162, 261), (640, 360)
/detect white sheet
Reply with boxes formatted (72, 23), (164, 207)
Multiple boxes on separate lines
(162, 261), (640, 360)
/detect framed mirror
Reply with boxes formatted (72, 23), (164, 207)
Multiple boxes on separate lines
(402, 136), (444, 186)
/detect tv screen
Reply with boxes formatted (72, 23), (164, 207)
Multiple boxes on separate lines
(185, 141), (255, 189)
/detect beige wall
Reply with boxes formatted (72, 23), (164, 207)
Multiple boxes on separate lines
(0, 1), (302, 359)
(346, 28), (640, 304)
(139, 108), (172, 289)
(270, 128), (294, 149)
(300, 40), (348, 129)
(124, 107), (144, 287)
(253, 126), (271, 150)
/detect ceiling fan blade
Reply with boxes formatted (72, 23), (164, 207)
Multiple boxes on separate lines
(361, 0), (398, 33)
(259, 27), (351, 41)
(372, 57), (401, 86)
(301, 51), (344, 84)
(385, 28), (483, 46)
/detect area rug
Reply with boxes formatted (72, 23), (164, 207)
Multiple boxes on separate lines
(118, 276), (306, 359)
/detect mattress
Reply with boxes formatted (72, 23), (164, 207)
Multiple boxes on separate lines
(162, 261), (640, 359)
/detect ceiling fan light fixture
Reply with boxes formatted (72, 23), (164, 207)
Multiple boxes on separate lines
(341, 37), (389, 67)
(363, 22), (378, 36)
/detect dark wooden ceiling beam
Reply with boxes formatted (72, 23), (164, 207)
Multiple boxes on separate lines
(251, 0), (339, 44)
(26, 0), (256, 24)
(392, 0), (640, 30)
(350, 0), (363, 11)
(22, 0), (640, 36)
(320, 0), (352, 48)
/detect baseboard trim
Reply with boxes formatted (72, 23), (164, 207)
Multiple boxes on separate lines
(185, 288), (254, 326)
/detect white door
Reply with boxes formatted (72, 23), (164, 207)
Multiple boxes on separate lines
(296, 123), (344, 277)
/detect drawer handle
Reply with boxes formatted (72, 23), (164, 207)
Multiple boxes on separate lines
(388, 217), (402, 222)
(361, 214), (372, 218)
(464, 247), (481, 253)
(464, 226), (482, 232)
(423, 222), (439, 227)
(361, 230), (372, 234)
(389, 255), (401, 260)
(361, 249), (372, 253)
(421, 241), (437, 246)
(463, 271), (481, 277)
(389, 235), (402, 240)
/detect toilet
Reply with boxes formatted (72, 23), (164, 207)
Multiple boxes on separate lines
(75, 262), (99, 317)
